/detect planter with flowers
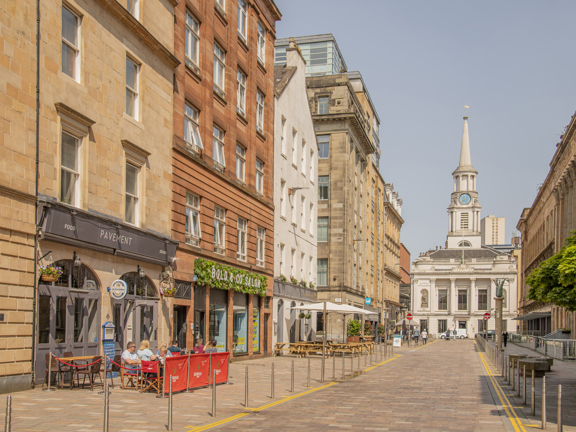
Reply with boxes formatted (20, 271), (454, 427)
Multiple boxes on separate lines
(39, 265), (63, 283)
(163, 286), (177, 297)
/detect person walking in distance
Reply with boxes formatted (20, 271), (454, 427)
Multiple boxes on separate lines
(502, 331), (508, 348)
(413, 327), (420, 346)
(421, 329), (428, 345)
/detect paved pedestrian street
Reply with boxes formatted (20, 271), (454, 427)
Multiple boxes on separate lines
(2, 339), (573, 432)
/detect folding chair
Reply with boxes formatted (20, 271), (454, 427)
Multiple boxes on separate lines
(140, 360), (162, 394)
(121, 359), (140, 390)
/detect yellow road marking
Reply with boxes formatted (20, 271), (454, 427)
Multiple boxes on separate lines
(186, 349), (404, 431)
(476, 342), (527, 432)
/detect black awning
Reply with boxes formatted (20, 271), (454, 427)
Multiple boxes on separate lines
(512, 312), (551, 321)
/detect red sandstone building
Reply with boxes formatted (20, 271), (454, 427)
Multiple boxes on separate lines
(169, 0), (281, 358)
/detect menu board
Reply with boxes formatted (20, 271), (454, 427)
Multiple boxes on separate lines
(252, 309), (260, 352)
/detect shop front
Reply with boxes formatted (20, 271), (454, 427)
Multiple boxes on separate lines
(172, 257), (271, 359)
(35, 200), (177, 383)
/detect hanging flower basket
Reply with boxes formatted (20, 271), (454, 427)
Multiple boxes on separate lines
(305, 313), (311, 320)
(298, 312), (306, 319)
(163, 291), (175, 297)
(39, 265), (63, 282)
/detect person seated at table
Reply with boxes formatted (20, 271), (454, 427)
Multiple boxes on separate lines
(156, 342), (172, 357)
(168, 340), (182, 355)
(205, 340), (218, 353)
(193, 338), (205, 354)
(137, 340), (159, 361)
(121, 341), (141, 370)
(157, 346), (173, 363)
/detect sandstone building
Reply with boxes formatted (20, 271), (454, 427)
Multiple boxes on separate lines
(516, 110), (576, 337)
(170, 0), (281, 358)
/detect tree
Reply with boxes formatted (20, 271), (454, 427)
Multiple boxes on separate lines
(526, 231), (576, 311)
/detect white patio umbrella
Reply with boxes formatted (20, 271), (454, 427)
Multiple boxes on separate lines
(291, 301), (371, 382)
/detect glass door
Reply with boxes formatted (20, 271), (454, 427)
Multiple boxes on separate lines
(69, 293), (100, 357)
(173, 306), (187, 350)
(194, 310), (205, 347)
(134, 300), (158, 352)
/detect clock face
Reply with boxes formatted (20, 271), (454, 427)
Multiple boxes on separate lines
(459, 193), (471, 205)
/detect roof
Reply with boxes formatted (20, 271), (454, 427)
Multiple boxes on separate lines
(428, 248), (502, 260)
(274, 65), (297, 98)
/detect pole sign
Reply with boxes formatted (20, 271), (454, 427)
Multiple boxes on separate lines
(365, 297), (372, 306)
(483, 312), (491, 320)
(406, 313), (413, 321)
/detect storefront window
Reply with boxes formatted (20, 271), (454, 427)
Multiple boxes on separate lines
(87, 299), (98, 342)
(55, 297), (67, 343)
(74, 298), (84, 342)
(209, 304), (227, 352)
(252, 296), (260, 352)
(233, 305), (248, 353)
(38, 295), (50, 344)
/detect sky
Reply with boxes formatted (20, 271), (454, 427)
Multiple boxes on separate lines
(274, 0), (576, 260)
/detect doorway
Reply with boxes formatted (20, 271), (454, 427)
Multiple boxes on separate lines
(173, 305), (187, 350)
(458, 321), (467, 330)
(264, 313), (270, 356)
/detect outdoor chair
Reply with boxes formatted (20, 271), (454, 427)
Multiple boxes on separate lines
(59, 351), (74, 388)
(75, 356), (103, 391)
(120, 359), (140, 390)
(42, 353), (60, 389)
(140, 360), (162, 394)
(105, 354), (122, 389)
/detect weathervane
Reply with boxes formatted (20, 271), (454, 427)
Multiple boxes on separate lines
(464, 105), (469, 119)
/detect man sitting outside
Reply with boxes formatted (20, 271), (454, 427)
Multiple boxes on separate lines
(168, 340), (182, 355)
(121, 341), (141, 369)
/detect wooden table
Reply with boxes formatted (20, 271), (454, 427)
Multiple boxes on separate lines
(273, 343), (290, 356)
(57, 355), (102, 390)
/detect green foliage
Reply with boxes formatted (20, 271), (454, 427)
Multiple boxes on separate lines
(280, 274), (287, 283)
(526, 231), (576, 311)
(378, 324), (386, 335)
(309, 282), (315, 289)
(305, 313), (311, 319)
(364, 322), (373, 335)
(290, 276), (298, 285)
(194, 258), (267, 297)
(347, 319), (361, 336)
(299, 280), (307, 288)
(298, 312), (305, 319)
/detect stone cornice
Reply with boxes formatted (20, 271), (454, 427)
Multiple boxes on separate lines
(94, 0), (180, 69)
(0, 184), (36, 203)
(55, 102), (96, 127)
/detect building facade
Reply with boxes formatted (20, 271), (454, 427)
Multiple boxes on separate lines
(399, 243), (411, 319)
(275, 34), (403, 341)
(272, 39), (318, 345)
(0, 0), (38, 392)
(516, 110), (576, 337)
(170, 0), (281, 358)
(18, 0), (179, 388)
(481, 215), (506, 246)
(411, 116), (518, 336)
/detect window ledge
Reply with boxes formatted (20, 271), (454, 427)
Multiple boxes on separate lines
(236, 109), (248, 125)
(280, 216), (286, 221)
(214, 2), (228, 23)
(281, 153), (287, 160)
(257, 57), (266, 74)
(256, 129), (266, 141)
(185, 61), (201, 81)
(213, 87), (227, 105)
(291, 163), (298, 170)
(301, 172), (306, 178)
(122, 112), (145, 130)
(237, 33), (249, 51)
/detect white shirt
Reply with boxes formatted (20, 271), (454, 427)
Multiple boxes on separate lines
(421, 331), (428, 338)
(122, 349), (138, 369)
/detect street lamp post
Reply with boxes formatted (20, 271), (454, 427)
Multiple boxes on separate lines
(493, 279), (507, 353)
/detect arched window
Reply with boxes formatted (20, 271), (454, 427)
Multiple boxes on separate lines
(49, 260), (99, 290)
(458, 241), (472, 247)
(421, 289), (428, 308)
(120, 272), (157, 297)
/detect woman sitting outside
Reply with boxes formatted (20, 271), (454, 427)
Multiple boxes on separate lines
(193, 338), (205, 354)
(156, 342), (173, 358)
(205, 340), (218, 353)
(137, 340), (159, 361)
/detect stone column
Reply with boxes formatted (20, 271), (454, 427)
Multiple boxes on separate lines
(495, 295), (503, 352)
(449, 279), (456, 317)
(470, 278), (476, 315)
(430, 279), (436, 312)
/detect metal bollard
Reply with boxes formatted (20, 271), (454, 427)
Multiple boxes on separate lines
(291, 360), (294, 392)
(271, 362), (274, 399)
(522, 365), (526, 405)
(43, 352), (56, 392)
(531, 370), (535, 416)
(6, 395), (12, 432)
(341, 352), (345, 379)
(244, 366), (249, 408)
(103, 382), (110, 432)
(307, 357), (311, 387)
(168, 380), (173, 430)
(357, 353), (360, 372)
(557, 385), (562, 432)
(332, 352), (336, 380)
(542, 376), (547, 429)
(516, 362), (520, 397)
(364, 350), (367, 368)
(211, 370), (216, 418)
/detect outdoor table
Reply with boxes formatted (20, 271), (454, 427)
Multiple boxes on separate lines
(57, 355), (102, 390)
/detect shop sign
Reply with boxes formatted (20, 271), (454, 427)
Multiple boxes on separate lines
(109, 279), (128, 300)
(252, 309), (260, 352)
(194, 258), (267, 296)
(365, 297), (372, 306)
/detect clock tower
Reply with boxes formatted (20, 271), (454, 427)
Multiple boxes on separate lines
(446, 114), (482, 248)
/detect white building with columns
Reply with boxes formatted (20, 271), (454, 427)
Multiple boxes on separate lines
(411, 115), (518, 336)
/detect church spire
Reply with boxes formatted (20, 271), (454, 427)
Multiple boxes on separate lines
(458, 110), (473, 169)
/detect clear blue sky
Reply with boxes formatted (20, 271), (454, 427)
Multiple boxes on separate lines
(275, 0), (576, 261)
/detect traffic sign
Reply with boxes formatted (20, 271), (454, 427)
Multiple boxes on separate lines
(484, 312), (491, 320)
(406, 313), (413, 320)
